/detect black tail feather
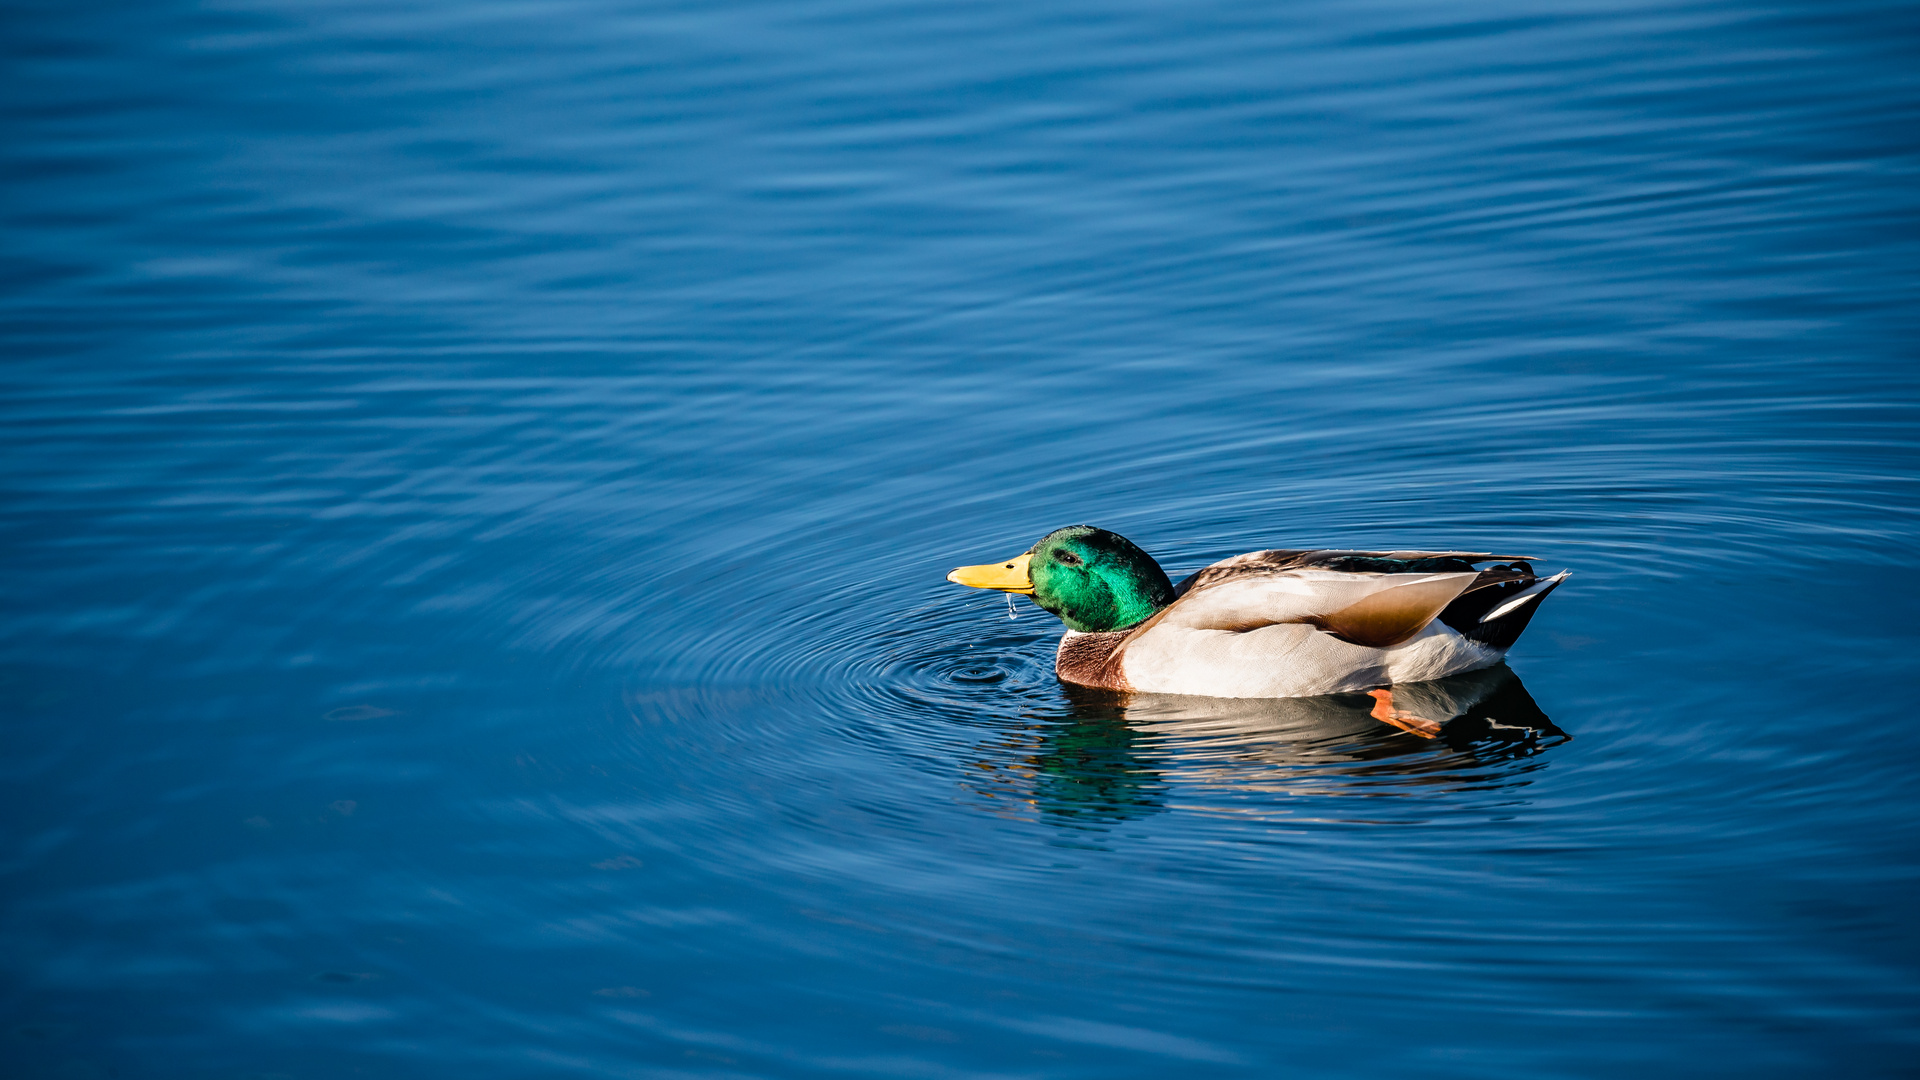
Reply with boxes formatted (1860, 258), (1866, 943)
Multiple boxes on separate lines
(1457, 573), (1566, 650)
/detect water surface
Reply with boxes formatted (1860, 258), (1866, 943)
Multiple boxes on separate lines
(4, 0), (1919, 1076)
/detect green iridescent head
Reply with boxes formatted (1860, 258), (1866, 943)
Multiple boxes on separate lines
(947, 525), (1176, 633)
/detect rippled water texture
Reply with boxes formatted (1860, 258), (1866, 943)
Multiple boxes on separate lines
(5, 0), (1919, 1075)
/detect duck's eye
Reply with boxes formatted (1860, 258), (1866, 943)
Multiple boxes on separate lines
(1055, 551), (1081, 565)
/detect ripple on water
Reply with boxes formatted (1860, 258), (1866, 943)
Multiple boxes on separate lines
(615, 536), (1575, 849)
(5, 0), (1916, 1069)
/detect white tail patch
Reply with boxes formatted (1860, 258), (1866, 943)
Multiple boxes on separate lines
(1479, 571), (1570, 625)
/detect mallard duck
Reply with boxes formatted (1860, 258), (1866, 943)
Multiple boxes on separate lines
(947, 525), (1566, 717)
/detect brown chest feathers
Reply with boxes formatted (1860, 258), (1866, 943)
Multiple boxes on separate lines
(1054, 631), (1132, 691)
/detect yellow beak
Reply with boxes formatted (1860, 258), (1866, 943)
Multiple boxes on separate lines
(946, 551), (1034, 594)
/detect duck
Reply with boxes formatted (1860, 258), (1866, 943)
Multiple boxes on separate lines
(946, 525), (1566, 729)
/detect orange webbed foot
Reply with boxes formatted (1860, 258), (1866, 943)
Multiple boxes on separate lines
(1366, 688), (1442, 739)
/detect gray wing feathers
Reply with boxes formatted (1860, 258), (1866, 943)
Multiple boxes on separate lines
(1308, 574), (1480, 648)
(1166, 546), (1563, 652)
(1174, 548), (1536, 597)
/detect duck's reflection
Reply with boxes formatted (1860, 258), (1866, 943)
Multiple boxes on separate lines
(970, 690), (1167, 825)
(967, 665), (1565, 827)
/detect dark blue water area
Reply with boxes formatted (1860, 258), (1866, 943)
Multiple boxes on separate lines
(4, 0), (1920, 1075)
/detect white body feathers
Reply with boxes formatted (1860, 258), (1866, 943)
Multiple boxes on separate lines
(1060, 566), (1563, 698)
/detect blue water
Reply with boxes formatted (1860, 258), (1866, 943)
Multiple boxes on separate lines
(5, 0), (1919, 1075)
